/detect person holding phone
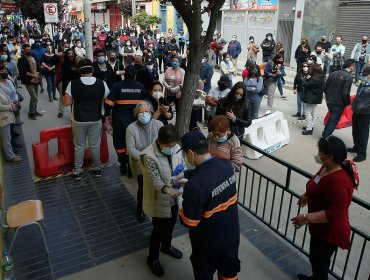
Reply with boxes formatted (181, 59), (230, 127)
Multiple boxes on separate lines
(146, 81), (173, 125)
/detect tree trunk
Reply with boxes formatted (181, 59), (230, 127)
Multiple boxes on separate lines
(173, 0), (226, 137)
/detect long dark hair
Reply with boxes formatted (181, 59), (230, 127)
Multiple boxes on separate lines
(223, 82), (248, 117)
(318, 136), (358, 188)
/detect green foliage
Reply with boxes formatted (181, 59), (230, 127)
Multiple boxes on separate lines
(16, 0), (67, 24)
(119, 0), (132, 17)
(132, 12), (162, 30)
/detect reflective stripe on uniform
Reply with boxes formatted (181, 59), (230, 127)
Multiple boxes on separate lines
(114, 99), (141, 105)
(105, 99), (114, 106)
(218, 274), (238, 280)
(179, 209), (201, 227)
(203, 194), (237, 219)
(115, 148), (126, 154)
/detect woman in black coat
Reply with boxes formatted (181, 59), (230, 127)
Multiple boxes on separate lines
(301, 64), (324, 135)
(216, 81), (252, 139)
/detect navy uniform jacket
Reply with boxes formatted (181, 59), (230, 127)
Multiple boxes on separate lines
(180, 157), (240, 255)
(104, 79), (146, 124)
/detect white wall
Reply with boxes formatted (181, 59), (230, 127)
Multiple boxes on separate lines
(289, 0), (305, 69)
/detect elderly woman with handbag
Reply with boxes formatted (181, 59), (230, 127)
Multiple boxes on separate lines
(126, 101), (163, 223)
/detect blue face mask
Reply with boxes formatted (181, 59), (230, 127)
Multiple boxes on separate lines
(361, 76), (369, 84)
(161, 145), (178, 156)
(172, 61), (179, 68)
(97, 56), (105, 63)
(0, 54), (7, 61)
(215, 135), (228, 143)
(137, 112), (151, 124)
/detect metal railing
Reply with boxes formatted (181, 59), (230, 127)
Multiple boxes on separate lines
(238, 140), (370, 280)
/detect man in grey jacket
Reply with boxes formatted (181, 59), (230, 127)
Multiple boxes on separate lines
(348, 65), (370, 162)
(351, 36), (370, 86)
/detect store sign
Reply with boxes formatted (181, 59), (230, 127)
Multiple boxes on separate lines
(44, 3), (59, 23)
(0, 4), (17, 10)
(91, 3), (106, 10)
(222, 0), (278, 11)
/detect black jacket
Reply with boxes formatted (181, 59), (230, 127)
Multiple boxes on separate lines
(324, 70), (353, 107)
(302, 76), (324, 104)
(260, 39), (276, 57)
(293, 73), (305, 93)
(352, 84), (370, 115)
(295, 44), (311, 63)
(17, 55), (41, 85)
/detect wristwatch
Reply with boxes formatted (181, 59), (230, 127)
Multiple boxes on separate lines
(303, 214), (308, 224)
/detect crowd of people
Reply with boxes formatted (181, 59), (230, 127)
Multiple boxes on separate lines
(0, 17), (369, 280)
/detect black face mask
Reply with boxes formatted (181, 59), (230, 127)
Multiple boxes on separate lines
(109, 57), (116, 62)
(252, 69), (259, 76)
(316, 51), (322, 54)
(321, 39), (325, 42)
(25, 51), (31, 56)
(218, 81), (228, 90)
(362, 40), (367, 44)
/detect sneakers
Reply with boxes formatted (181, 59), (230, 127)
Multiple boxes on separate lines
(7, 156), (22, 163)
(53, 96), (58, 101)
(353, 155), (366, 162)
(57, 113), (63, 118)
(291, 112), (301, 117)
(302, 130), (313, 135)
(265, 110), (271, 115)
(94, 170), (102, 178)
(28, 114), (37, 120)
(281, 95), (288, 99)
(161, 246), (183, 259)
(35, 111), (43, 117)
(298, 115), (306, 120)
(73, 173), (82, 181)
(146, 258), (165, 277)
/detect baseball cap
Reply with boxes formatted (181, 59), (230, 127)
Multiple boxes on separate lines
(219, 75), (229, 85)
(125, 65), (137, 73)
(181, 131), (208, 151)
(362, 65), (370, 76)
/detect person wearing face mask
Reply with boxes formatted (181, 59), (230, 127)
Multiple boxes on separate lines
(5, 35), (17, 61)
(263, 54), (284, 115)
(208, 115), (242, 172)
(121, 40), (135, 67)
(351, 36), (370, 86)
(147, 81), (173, 125)
(291, 136), (358, 280)
(322, 59), (355, 139)
(178, 30), (186, 55)
(134, 55), (154, 94)
(260, 33), (276, 63)
(0, 48), (19, 89)
(31, 40), (47, 94)
(144, 43), (156, 63)
(0, 64), (22, 163)
(126, 101), (163, 223)
(247, 36), (259, 61)
(55, 42), (70, 118)
(106, 50), (124, 86)
(61, 48), (80, 109)
(140, 124), (185, 277)
(206, 75), (231, 126)
(292, 63), (310, 120)
(145, 58), (159, 81)
(74, 39), (86, 58)
(245, 64), (264, 119)
(216, 81), (251, 139)
(93, 49), (115, 89)
(41, 45), (59, 102)
(315, 35), (332, 77)
(310, 46), (324, 70)
(177, 130), (240, 280)
(162, 55), (185, 112)
(155, 37), (167, 74)
(63, 58), (110, 181)
(164, 39), (180, 66)
(17, 44), (42, 120)
(227, 35), (241, 75)
(220, 53), (236, 89)
(301, 64), (325, 135)
(104, 32), (114, 52)
(295, 38), (311, 72)
(329, 36), (346, 73)
(349, 65), (370, 162)
(96, 30), (107, 49)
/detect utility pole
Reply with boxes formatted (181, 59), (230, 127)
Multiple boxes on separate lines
(83, 0), (93, 60)
(132, 0), (136, 17)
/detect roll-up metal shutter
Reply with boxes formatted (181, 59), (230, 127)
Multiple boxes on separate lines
(336, 1), (370, 58)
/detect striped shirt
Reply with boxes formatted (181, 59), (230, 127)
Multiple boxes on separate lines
(209, 134), (243, 172)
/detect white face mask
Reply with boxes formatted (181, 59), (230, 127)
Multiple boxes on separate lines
(302, 67), (309, 72)
(225, 58), (230, 62)
(267, 36), (272, 41)
(201, 58), (206, 64)
(314, 154), (327, 165)
(147, 64), (154, 70)
(152, 90), (162, 100)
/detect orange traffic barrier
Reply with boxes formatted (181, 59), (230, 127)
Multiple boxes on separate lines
(323, 95), (355, 129)
(32, 125), (109, 178)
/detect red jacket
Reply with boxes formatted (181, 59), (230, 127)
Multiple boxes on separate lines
(306, 167), (354, 249)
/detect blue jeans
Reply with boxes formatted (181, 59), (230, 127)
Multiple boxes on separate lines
(322, 104), (345, 138)
(45, 73), (56, 99)
(296, 92), (306, 114)
(277, 76), (283, 96)
(355, 60), (365, 82)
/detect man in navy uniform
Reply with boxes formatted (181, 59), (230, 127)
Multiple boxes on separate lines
(178, 131), (240, 280)
(104, 65), (146, 175)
